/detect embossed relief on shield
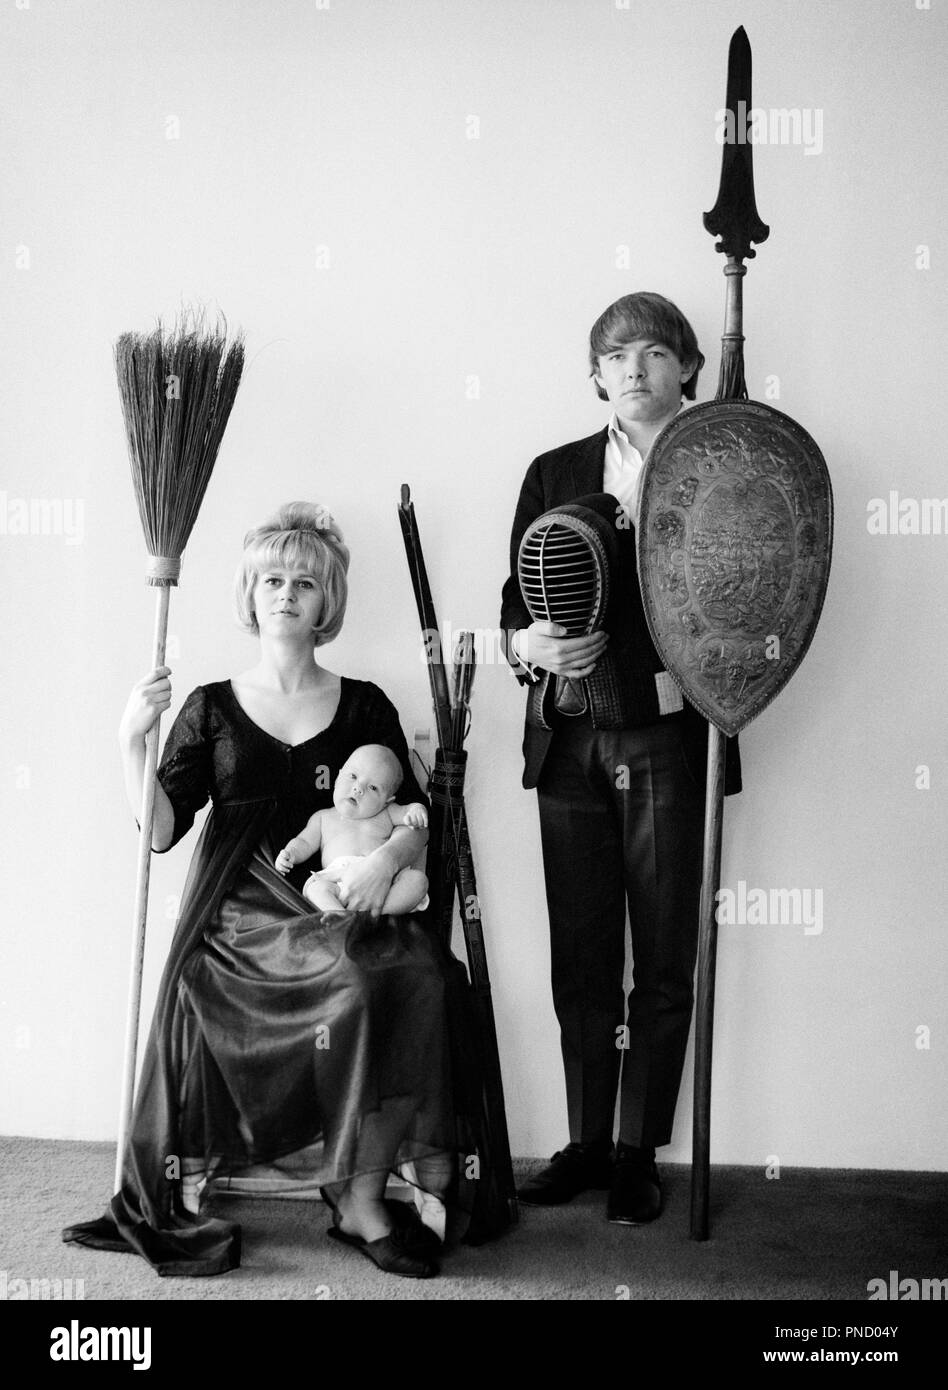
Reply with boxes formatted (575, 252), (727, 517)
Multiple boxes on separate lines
(639, 400), (833, 736)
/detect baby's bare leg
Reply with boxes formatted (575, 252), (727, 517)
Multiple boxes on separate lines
(381, 868), (429, 915)
(303, 873), (347, 913)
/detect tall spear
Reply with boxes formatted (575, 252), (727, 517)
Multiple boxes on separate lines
(686, 26), (770, 1242)
(113, 312), (244, 1194)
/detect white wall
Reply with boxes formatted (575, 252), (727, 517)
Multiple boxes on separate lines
(1, 0), (945, 1171)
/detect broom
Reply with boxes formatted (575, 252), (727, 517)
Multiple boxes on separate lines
(112, 311), (244, 1194)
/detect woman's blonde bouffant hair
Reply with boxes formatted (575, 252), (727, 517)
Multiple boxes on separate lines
(234, 502), (350, 646)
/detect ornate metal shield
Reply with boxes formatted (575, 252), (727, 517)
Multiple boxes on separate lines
(637, 400), (833, 736)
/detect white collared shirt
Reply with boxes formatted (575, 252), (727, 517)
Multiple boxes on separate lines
(604, 405), (685, 528)
(604, 411), (648, 529)
(602, 411), (683, 713)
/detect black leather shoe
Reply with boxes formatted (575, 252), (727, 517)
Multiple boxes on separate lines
(518, 1142), (615, 1206)
(607, 1146), (663, 1225)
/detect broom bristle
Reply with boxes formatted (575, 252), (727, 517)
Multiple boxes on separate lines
(115, 309), (245, 585)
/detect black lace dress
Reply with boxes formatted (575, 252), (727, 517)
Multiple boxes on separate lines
(63, 678), (479, 1276)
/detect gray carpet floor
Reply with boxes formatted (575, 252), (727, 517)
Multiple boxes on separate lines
(2, 1137), (945, 1301)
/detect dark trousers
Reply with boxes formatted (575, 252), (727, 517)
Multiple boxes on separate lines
(536, 715), (705, 1149)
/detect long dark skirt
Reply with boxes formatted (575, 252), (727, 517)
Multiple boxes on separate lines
(63, 805), (482, 1277)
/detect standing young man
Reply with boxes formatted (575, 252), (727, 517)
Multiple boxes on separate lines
(500, 292), (741, 1224)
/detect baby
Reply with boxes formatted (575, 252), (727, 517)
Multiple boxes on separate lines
(276, 743), (429, 914)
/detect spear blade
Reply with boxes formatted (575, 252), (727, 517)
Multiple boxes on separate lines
(703, 25), (770, 263)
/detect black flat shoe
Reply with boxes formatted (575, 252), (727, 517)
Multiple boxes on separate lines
(606, 1149), (663, 1225)
(320, 1187), (442, 1256)
(326, 1223), (439, 1278)
(517, 1143), (615, 1206)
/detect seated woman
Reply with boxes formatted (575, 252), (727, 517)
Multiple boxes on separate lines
(63, 502), (472, 1280)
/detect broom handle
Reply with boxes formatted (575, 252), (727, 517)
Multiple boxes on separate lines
(113, 584), (171, 1194)
(690, 723), (726, 1239)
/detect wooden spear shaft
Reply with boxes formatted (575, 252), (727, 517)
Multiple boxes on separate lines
(690, 260), (745, 1239)
(690, 723), (726, 1239)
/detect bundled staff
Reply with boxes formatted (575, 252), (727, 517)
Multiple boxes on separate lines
(399, 486), (518, 1239)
